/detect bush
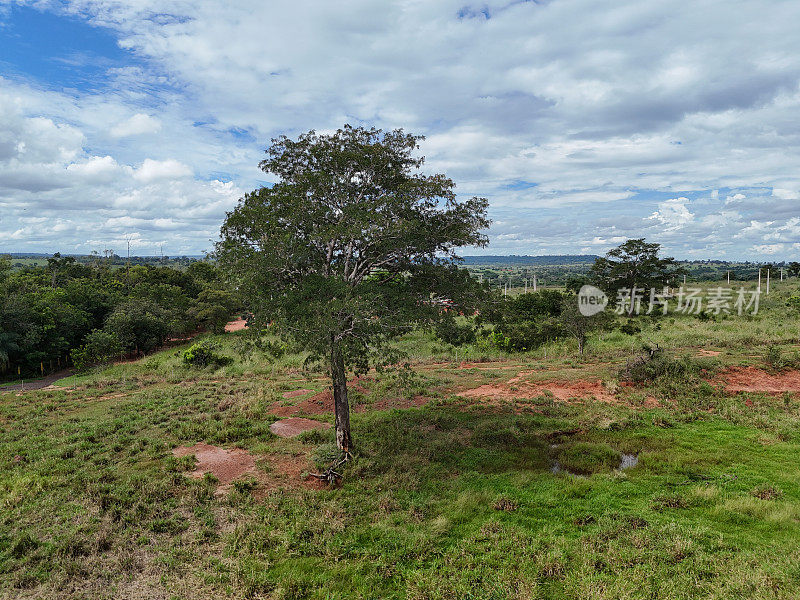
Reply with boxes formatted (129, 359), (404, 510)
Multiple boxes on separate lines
(71, 330), (123, 372)
(619, 319), (641, 336)
(182, 341), (233, 368)
(477, 290), (566, 352)
(620, 346), (700, 384)
(787, 295), (800, 311)
(105, 299), (171, 354)
(764, 345), (800, 372)
(434, 314), (476, 346)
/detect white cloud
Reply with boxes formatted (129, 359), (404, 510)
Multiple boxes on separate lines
(3, 1), (800, 257)
(110, 113), (162, 138)
(752, 244), (783, 255)
(133, 158), (192, 183)
(648, 197), (694, 231)
(66, 155), (121, 183)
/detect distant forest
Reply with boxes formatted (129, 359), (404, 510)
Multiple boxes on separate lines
(461, 255), (598, 266)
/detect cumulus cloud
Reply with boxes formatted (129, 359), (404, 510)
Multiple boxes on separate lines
(2, 1), (800, 257)
(110, 113), (161, 137)
(133, 158), (192, 183)
(648, 198), (694, 231)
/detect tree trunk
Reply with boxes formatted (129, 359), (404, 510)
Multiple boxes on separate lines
(627, 285), (635, 317)
(330, 342), (352, 452)
(578, 335), (585, 355)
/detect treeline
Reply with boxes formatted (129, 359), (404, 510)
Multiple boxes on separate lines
(436, 288), (609, 354)
(0, 254), (239, 379)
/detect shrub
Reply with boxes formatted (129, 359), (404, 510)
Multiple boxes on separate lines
(71, 329), (123, 372)
(619, 319), (641, 336)
(620, 346), (700, 384)
(764, 345), (800, 372)
(182, 341), (233, 368)
(787, 295), (800, 311)
(434, 314), (476, 346)
(485, 319), (563, 352)
(104, 299), (170, 354)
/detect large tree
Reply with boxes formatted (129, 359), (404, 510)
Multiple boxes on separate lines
(591, 239), (681, 316)
(216, 125), (489, 453)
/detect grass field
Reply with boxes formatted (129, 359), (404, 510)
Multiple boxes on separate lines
(3, 281), (800, 599)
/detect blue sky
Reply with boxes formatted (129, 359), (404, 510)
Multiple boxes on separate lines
(0, 5), (131, 89)
(2, 1), (800, 259)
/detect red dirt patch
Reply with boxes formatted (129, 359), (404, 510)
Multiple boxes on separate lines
(459, 378), (618, 404)
(282, 388), (314, 399)
(697, 349), (722, 357)
(720, 366), (800, 393)
(224, 317), (248, 332)
(270, 417), (331, 438)
(172, 443), (257, 486)
(270, 389), (333, 416)
(172, 442), (323, 494)
(257, 453), (326, 494)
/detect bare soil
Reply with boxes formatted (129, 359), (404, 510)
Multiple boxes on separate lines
(270, 389), (332, 416)
(172, 442), (322, 494)
(459, 375), (618, 404)
(282, 388), (314, 399)
(172, 443), (257, 486)
(224, 317), (248, 332)
(270, 417), (331, 438)
(720, 366), (800, 393)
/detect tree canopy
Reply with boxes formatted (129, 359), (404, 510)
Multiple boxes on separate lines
(217, 125), (490, 452)
(591, 239), (682, 315)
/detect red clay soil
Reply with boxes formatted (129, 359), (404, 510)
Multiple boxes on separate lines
(697, 349), (722, 357)
(224, 317), (248, 332)
(172, 443), (257, 485)
(720, 366), (800, 393)
(270, 417), (331, 438)
(270, 389), (333, 416)
(172, 442), (323, 494)
(459, 378), (618, 404)
(282, 389), (315, 399)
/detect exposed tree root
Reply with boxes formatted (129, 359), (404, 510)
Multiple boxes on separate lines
(310, 451), (352, 485)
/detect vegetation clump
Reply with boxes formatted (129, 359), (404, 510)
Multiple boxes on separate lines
(554, 442), (621, 475)
(621, 346), (701, 384)
(182, 341), (232, 368)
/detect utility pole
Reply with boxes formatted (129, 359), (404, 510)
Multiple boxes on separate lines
(758, 268), (762, 294)
(766, 269), (770, 294)
(125, 235), (133, 282)
(727, 270), (730, 284)
(533, 274), (537, 292)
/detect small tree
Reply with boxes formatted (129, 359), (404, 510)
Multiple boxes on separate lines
(559, 296), (612, 355)
(217, 125), (489, 453)
(188, 288), (240, 334)
(591, 239), (681, 316)
(104, 299), (170, 354)
(71, 329), (123, 372)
